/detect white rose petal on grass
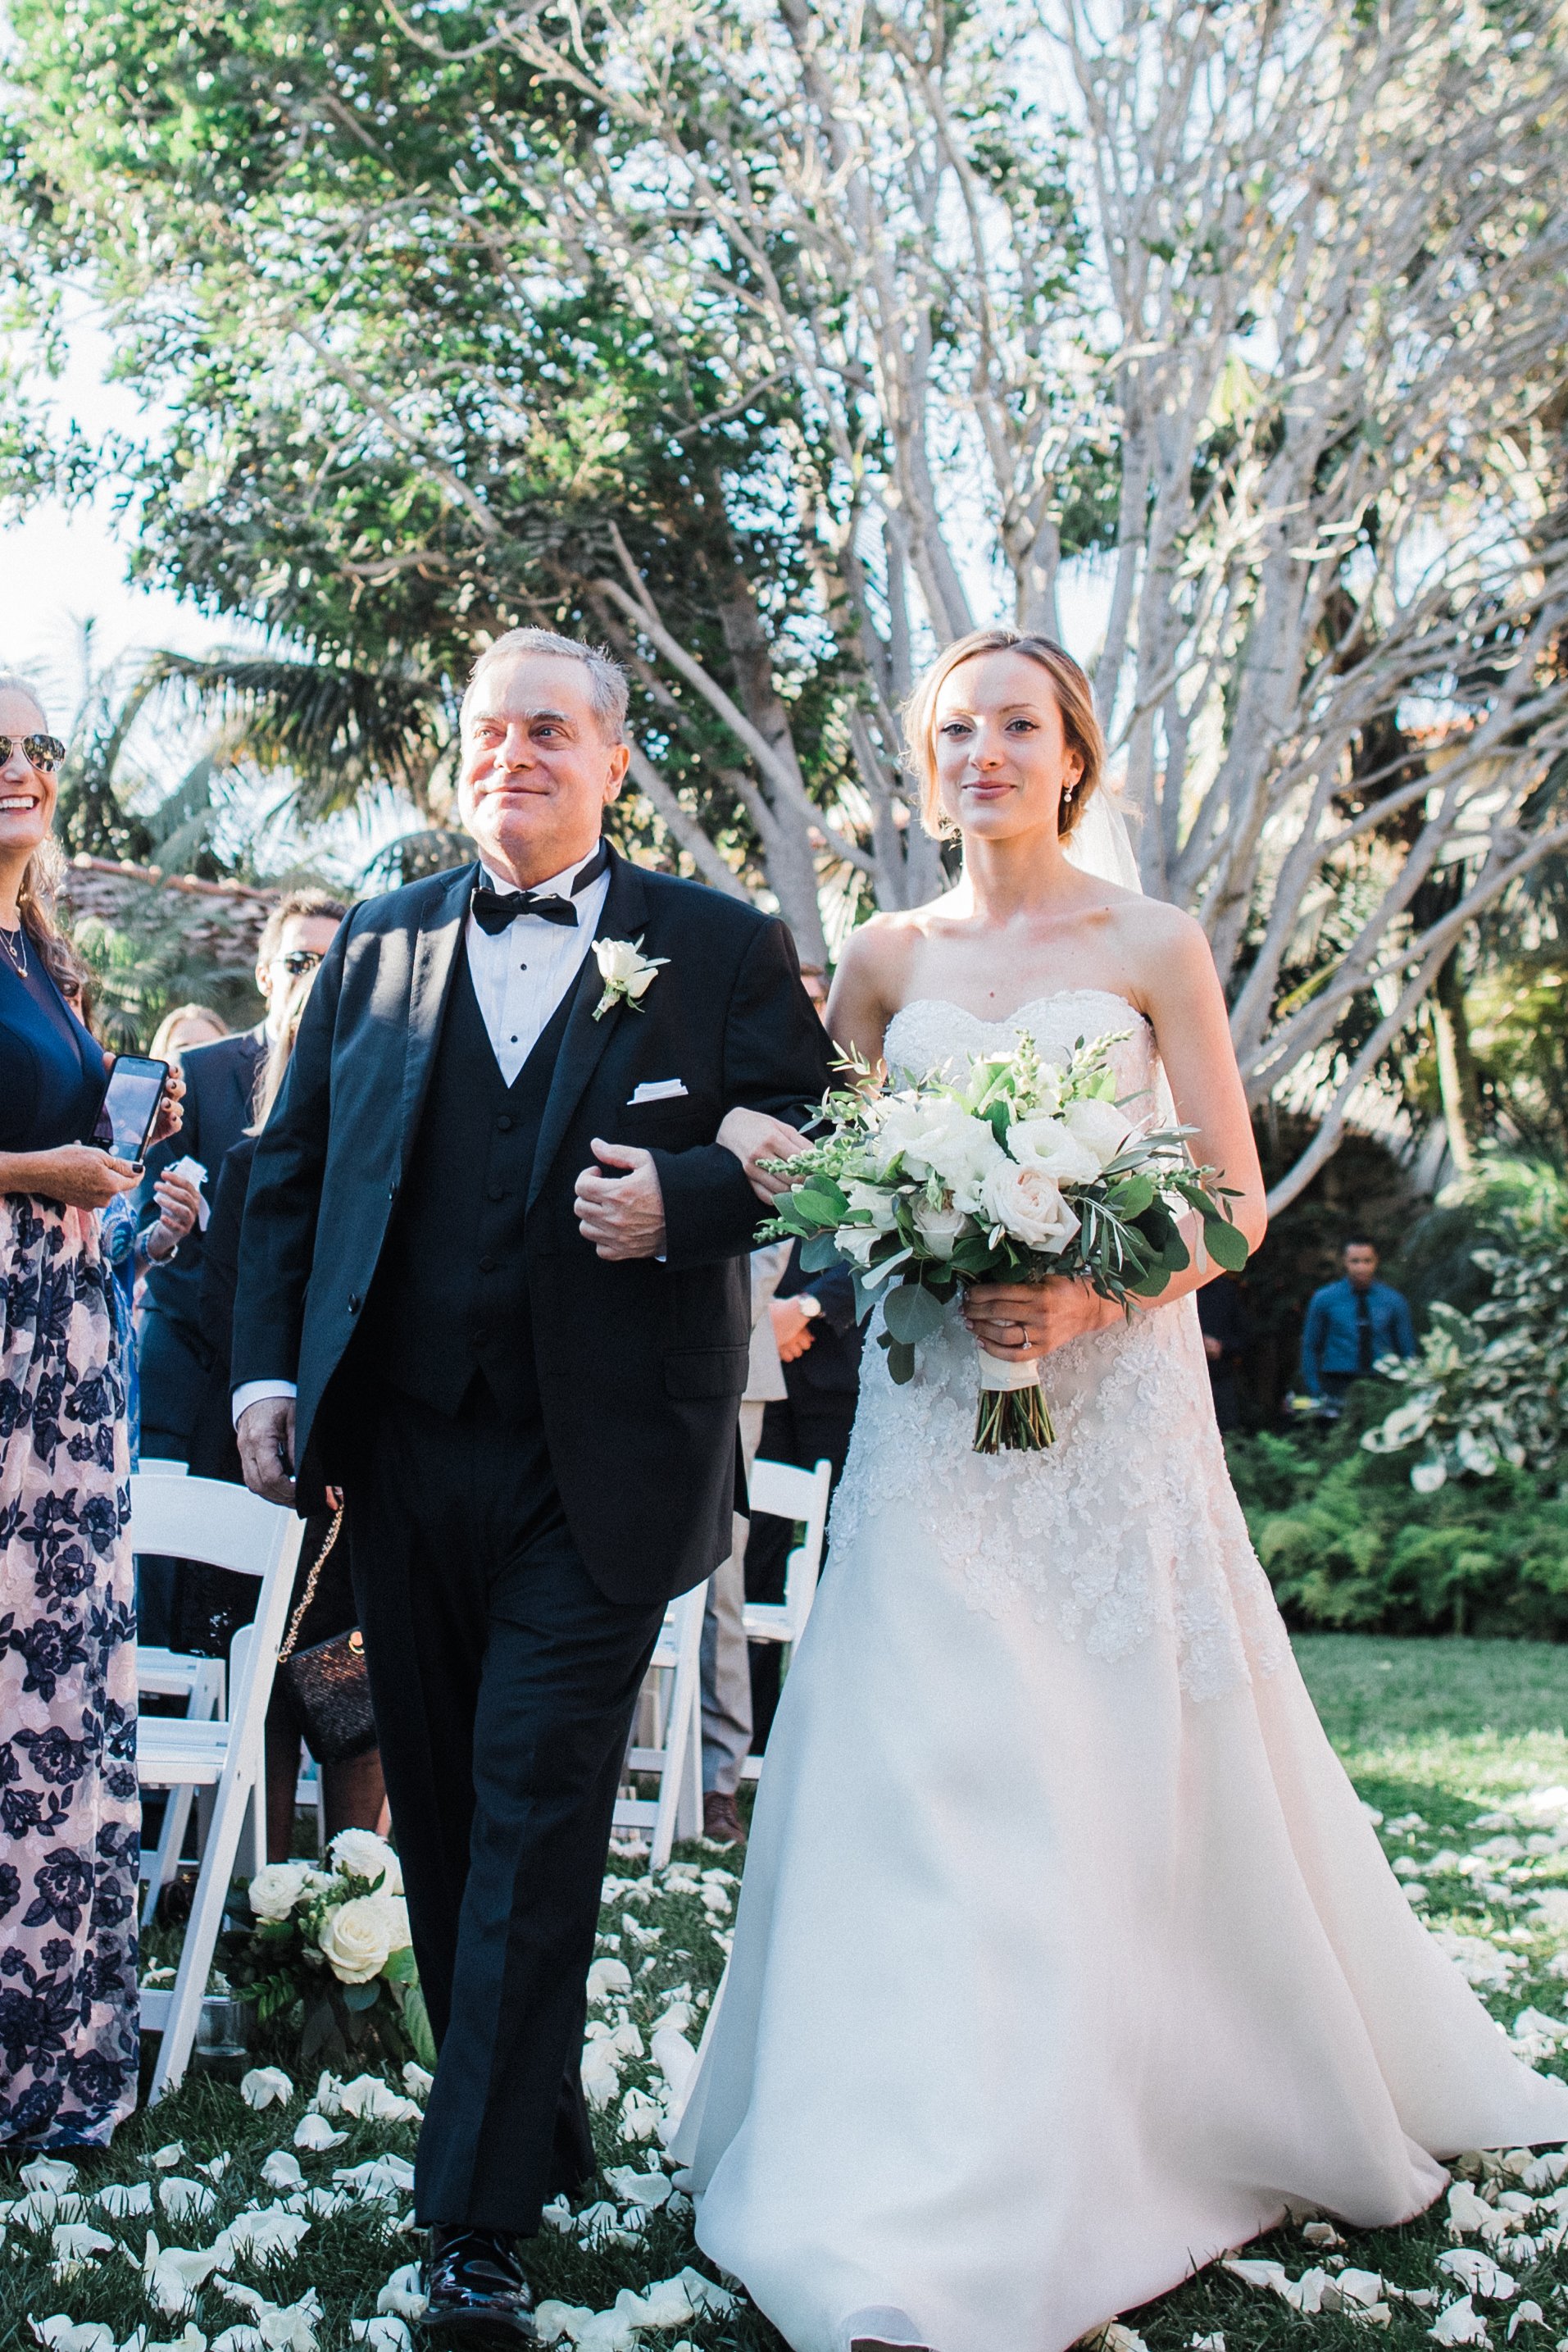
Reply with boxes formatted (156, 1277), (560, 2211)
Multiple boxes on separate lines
(586, 1958), (632, 2005)
(51, 2222), (116, 2279)
(213, 2283), (320, 2352)
(211, 2332), (266, 2352)
(334, 2156), (416, 2204)
(652, 2022), (698, 2104)
(978, 1158), (1079, 1255)
(327, 1829), (403, 1893)
(402, 2063), (433, 2100)
(1080, 2327), (1148, 2352)
(1507, 2305), (1546, 2339)
(293, 2114), (348, 2154)
(335, 2075), (422, 2126)
(351, 2323), (413, 2352)
(1450, 2181), (1500, 2236)
(580, 2040), (624, 2110)
(1430, 2298), (1491, 2346)
(159, 2179), (216, 2226)
(31, 2321), (115, 2352)
(1440, 2253), (1518, 2302)
(240, 2068), (294, 2111)
(375, 2267), (428, 2322)
(618, 2086), (664, 2141)
(148, 2145), (186, 2172)
(219, 2209), (313, 2265)
(602, 2165), (672, 2210)
(259, 2154), (305, 2194)
(143, 2330), (207, 2352)
(134, 2231), (226, 2316)
(97, 2184), (155, 2221)
(22, 2159), (79, 2195)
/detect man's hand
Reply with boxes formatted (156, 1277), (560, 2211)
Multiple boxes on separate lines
(716, 1107), (812, 1204)
(237, 1396), (298, 1508)
(575, 1140), (667, 1261)
(770, 1295), (816, 1363)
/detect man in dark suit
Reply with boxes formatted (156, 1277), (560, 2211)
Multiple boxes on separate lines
(231, 628), (830, 2344)
(134, 887), (344, 1640)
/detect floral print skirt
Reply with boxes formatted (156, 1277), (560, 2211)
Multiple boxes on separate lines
(0, 1194), (139, 2145)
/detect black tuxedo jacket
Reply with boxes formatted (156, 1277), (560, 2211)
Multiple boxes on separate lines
(230, 848), (834, 1604)
(138, 1026), (266, 1403)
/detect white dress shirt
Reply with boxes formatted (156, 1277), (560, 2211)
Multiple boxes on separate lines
(233, 845), (611, 1427)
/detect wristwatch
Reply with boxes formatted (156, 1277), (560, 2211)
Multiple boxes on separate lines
(797, 1294), (824, 1322)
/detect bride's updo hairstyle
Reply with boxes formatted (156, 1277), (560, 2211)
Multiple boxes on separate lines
(903, 628), (1105, 843)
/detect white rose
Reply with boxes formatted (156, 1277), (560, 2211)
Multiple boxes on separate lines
(843, 1180), (901, 1232)
(319, 1895), (399, 1985)
(1007, 1116), (1101, 1185)
(978, 1159), (1080, 1254)
(593, 938), (660, 1001)
(328, 1830), (403, 1895)
(911, 1199), (970, 1257)
(1062, 1097), (1137, 1168)
(249, 1861), (316, 1924)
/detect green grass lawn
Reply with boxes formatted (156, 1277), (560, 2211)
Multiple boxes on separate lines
(7, 1635), (1568, 2352)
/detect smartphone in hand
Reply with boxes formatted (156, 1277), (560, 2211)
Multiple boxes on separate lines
(90, 1055), (170, 1164)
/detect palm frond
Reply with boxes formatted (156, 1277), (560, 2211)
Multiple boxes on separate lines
(143, 653), (450, 820)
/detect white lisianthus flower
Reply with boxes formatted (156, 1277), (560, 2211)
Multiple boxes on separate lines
(328, 1830), (403, 1895)
(1007, 1117), (1101, 1185)
(911, 1199), (970, 1257)
(918, 1116), (1007, 1212)
(319, 1895), (399, 1985)
(843, 1180), (901, 1232)
(869, 1093), (974, 1181)
(1062, 1097), (1138, 1167)
(978, 1160), (1080, 1254)
(249, 1861), (316, 1924)
(834, 1225), (882, 1269)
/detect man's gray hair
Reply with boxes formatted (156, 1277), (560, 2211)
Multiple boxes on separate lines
(461, 629), (629, 745)
(0, 672), (49, 725)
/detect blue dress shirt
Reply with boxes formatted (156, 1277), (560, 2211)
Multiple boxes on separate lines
(1299, 1276), (1416, 1394)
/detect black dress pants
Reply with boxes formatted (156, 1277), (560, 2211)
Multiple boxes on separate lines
(344, 1380), (665, 2234)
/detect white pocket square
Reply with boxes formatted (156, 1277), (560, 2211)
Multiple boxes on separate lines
(629, 1078), (689, 1104)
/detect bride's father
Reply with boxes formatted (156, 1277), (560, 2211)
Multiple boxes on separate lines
(231, 629), (831, 2344)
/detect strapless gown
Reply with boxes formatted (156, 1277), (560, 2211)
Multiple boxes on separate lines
(670, 990), (1568, 2352)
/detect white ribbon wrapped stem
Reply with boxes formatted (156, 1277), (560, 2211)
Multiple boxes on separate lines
(976, 1349), (1043, 1392)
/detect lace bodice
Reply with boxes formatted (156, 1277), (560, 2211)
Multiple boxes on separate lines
(826, 992), (1288, 1702)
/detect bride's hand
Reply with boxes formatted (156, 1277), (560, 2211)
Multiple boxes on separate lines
(963, 1276), (1120, 1360)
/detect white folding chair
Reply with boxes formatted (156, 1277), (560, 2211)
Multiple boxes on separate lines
(614, 1578), (708, 1870)
(130, 1472), (305, 2100)
(136, 1647), (225, 1928)
(739, 1455), (833, 1785)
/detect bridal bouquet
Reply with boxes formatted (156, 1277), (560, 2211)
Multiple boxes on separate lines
(223, 1828), (435, 2071)
(765, 1030), (1247, 1450)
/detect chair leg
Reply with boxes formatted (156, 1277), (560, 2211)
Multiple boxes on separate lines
(147, 1761), (256, 2103)
(141, 1785), (195, 1930)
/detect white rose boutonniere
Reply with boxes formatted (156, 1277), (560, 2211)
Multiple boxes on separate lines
(593, 936), (668, 1021)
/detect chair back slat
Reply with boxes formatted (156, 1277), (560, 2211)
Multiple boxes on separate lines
(130, 1472), (296, 1578)
(748, 1458), (826, 1523)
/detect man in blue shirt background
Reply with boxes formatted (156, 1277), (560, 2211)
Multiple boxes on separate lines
(1300, 1237), (1416, 1401)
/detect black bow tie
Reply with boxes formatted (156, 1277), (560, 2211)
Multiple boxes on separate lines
(470, 844), (609, 936)
(471, 885), (577, 934)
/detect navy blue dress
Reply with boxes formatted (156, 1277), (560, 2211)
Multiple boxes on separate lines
(0, 934), (139, 2146)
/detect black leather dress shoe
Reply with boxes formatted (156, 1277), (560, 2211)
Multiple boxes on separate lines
(420, 2227), (538, 2349)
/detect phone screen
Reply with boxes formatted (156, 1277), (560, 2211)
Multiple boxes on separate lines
(92, 1057), (169, 1162)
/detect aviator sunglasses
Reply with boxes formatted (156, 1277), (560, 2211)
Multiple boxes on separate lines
(0, 734), (66, 773)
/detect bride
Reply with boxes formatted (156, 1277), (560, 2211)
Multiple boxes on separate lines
(675, 627), (1568, 2352)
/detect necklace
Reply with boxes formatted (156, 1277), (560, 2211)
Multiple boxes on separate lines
(0, 921), (27, 978)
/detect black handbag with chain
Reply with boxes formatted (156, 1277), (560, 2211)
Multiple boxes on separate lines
(275, 1509), (379, 1764)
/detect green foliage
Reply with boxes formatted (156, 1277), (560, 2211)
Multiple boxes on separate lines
(74, 881), (263, 1051)
(1230, 1427), (1568, 1640)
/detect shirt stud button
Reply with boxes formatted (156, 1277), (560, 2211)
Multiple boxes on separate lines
(497, 1114), (513, 1132)
(478, 1254), (496, 1274)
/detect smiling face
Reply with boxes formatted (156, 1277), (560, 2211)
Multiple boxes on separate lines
(0, 685), (57, 911)
(931, 648), (1084, 848)
(457, 651), (630, 889)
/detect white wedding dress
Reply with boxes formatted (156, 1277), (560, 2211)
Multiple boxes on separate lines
(670, 989), (1568, 2352)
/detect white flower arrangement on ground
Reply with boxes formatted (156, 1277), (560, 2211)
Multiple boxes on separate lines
(228, 1832), (432, 2073)
(767, 1030), (1248, 1448)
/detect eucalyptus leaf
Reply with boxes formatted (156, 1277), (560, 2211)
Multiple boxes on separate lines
(340, 1978), (382, 2012)
(798, 1231), (842, 1275)
(792, 1186), (845, 1227)
(882, 1281), (947, 1344)
(886, 1339), (917, 1384)
(1204, 1216), (1250, 1272)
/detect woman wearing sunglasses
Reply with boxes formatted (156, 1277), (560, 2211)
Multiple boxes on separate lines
(0, 676), (183, 2146)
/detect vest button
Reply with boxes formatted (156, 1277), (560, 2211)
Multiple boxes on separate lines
(473, 1327), (491, 1348)
(496, 1113), (514, 1132)
(478, 1255), (496, 1274)
(488, 1181), (504, 1200)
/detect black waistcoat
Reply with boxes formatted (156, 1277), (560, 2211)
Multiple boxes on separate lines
(360, 939), (579, 1421)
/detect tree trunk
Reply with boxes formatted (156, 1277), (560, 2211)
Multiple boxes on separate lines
(1430, 952), (1483, 1177)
